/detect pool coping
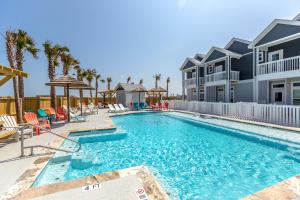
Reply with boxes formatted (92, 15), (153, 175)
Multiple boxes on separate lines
(1, 116), (169, 200)
(2, 110), (300, 200)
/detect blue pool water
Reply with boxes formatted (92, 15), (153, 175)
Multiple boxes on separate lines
(33, 112), (300, 199)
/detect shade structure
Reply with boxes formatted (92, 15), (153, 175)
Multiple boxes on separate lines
(45, 75), (87, 122)
(69, 84), (95, 116)
(148, 87), (167, 103)
(132, 86), (148, 110)
(0, 64), (28, 86)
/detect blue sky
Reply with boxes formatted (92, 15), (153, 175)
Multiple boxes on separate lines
(1, 0), (300, 96)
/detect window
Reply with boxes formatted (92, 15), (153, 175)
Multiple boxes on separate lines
(293, 82), (300, 105)
(272, 83), (285, 88)
(259, 51), (264, 62)
(215, 65), (223, 73)
(274, 92), (283, 102)
(199, 88), (204, 101)
(208, 65), (214, 73)
(268, 50), (283, 62)
(192, 72), (196, 78)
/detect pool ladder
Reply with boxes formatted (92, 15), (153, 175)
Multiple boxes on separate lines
(17, 124), (81, 157)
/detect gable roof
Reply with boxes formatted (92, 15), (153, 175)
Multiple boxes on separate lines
(180, 57), (201, 70)
(293, 13), (300, 21)
(201, 47), (242, 64)
(249, 19), (300, 48)
(115, 83), (147, 92)
(194, 53), (205, 61)
(225, 38), (251, 50)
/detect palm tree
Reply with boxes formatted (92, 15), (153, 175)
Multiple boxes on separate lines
(43, 41), (69, 108)
(85, 69), (96, 101)
(126, 76), (131, 84)
(94, 73), (101, 98)
(153, 73), (161, 88)
(60, 53), (79, 76)
(5, 31), (23, 123)
(166, 77), (170, 99)
(60, 53), (80, 96)
(106, 77), (112, 103)
(139, 79), (143, 85)
(15, 29), (39, 98)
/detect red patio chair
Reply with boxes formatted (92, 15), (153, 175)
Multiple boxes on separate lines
(57, 107), (68, 120)
(163, 101), (169, 110)
(46, 107), (66, 121)
(24, 112), (51, 135)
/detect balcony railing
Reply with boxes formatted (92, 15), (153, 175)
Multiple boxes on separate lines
(205, 71), (239, 82)
(257, 55), (300, 75)
(185, 78), (196, 88)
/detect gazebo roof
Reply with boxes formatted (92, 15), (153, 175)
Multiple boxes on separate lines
(148, 87), (167, 92)
(45, 75), (85, 87)
(0, 64), (28, 86)
(115, 83), (147, 92)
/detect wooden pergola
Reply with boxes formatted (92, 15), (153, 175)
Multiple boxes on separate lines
(0, 64), (28, 86)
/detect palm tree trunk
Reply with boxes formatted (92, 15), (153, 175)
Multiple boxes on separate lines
(16, 48), (25, 98)
(167, 83), (169, 99)
(49, 63), (57, 109)
(155, 79), (158, 88)
(6, 31), (23, 123)
(95, 82), (98, 105)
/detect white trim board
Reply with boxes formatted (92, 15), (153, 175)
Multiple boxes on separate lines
(225, 37), (251, 50)
(249, 19), (300, 49)
(201, 47), (242, 64)
(180, 57), (201, 70)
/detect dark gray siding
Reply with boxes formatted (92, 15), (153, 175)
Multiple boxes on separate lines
(195, 56), (203, 62)
(256, 24), (300, 46)
(226, 41), (251, 54)
(206, 50), (226, 62)
(199, 67), (204, 77)
(268, 37), (300, 59)
(182, 60), (195, 70)
(231, 53), (253, 80)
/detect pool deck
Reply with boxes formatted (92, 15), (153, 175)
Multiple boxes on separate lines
(0, 109), (169, 200)
(1, 109), (300, 199)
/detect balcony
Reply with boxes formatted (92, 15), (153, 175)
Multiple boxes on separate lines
(205, 71), (239, 86)
(256, 56), (300, 81)
(185, 78), (196, 89)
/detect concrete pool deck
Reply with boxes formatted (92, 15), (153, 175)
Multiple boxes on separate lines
(1, 108), (300, 199)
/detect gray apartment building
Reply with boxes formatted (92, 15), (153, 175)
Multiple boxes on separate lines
(181, 13), (300, 105)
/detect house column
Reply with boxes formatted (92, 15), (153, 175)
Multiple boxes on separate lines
(204, 64), (207, 101)
(182, 71), (186, 100)
(224, 56), (230, 102)
(196, 65), (199, 101)
(253, 47), (258, 102)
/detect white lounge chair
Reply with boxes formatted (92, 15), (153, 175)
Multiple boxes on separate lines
(69, 112), (87, 122)
(88, 103), (98, 114)
(119, 104), (129, 112)
(0, 115), (33, 139)
(108, 104), (116, 113)
(114, 104), (123, 112)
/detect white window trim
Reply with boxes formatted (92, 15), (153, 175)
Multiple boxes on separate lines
(215, 65), (223, 73)
(192, 72), (196, 78)
(258, 51), (264, 62)
(291, 81), (300, 105)
(208, 65), (214, 73)
(268, 49), (283, 61)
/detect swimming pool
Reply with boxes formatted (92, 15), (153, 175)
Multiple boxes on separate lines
(33, 112), (300, 199)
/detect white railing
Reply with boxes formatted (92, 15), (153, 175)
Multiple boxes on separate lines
(257, 55), (300, 75)
(169, 100), (300, 127)
(205, 71), (240, 82)
(185, 78), (196, 88)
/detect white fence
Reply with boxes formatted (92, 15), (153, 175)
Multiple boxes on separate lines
(169, 100), (300, 127)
